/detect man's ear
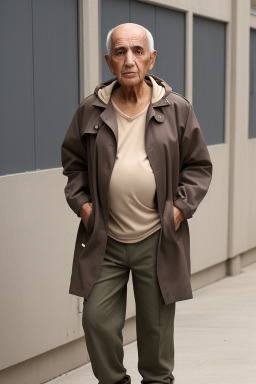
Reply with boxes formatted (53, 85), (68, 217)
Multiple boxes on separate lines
(149, 50), (157, 70)
(105, 54), (115, 75)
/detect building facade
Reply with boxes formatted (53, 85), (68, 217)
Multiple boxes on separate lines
(0, 0), (256, 383)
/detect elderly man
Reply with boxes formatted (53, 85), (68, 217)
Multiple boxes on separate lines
(62, 23), (212, 384)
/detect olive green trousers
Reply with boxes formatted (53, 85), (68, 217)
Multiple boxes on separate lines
(82, 230), (175, 384)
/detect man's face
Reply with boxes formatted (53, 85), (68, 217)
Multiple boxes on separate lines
(105, 24), (156, 88)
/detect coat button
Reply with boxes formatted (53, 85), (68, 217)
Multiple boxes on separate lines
(157, 114), (162, 119)
(94, 124), (99, 130)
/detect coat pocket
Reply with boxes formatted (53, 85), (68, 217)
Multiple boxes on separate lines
(79, 205), (94, 248)
(85, 203), (95, 238)
(163, 201), (182, 240)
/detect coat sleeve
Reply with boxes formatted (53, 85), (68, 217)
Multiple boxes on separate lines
(61, 105), (91, 216)
(173, 105), (212, 219)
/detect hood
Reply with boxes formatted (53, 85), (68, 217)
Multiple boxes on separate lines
(94, 74), (172, 105)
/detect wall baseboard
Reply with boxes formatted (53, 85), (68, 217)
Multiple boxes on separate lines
(191, 247), (256, 291)
(240, 247), (256, 267)
(191, 260), (228, 291)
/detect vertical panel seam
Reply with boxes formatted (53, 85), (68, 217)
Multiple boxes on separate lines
(77, 0), (80, 103)
(155, 4), (157, 76)
(223, 22), (227, 143)
(98, 0), (102, 85)
(30, 0), (36, 170)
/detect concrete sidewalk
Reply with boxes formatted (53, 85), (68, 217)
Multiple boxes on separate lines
(46, 263), (256, 384)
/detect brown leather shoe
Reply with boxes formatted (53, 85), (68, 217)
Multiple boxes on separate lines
(120, 374), (131, 384)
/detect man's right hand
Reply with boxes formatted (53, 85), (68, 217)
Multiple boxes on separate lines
(79, 202), (93, 230)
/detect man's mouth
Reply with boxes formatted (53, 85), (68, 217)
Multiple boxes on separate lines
(122, 72), (137, 76)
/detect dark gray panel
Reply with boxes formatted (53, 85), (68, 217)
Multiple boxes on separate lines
(130, 0), (156, 77)
(155, 7), (185, 95)
(193, 16), (226, 145)
(101, 0), (130, 82)
(249, 29), (256, 139)
(0, 0), (35, 175)
(130, 1), (156, 37)
(32, 0), (79, 169)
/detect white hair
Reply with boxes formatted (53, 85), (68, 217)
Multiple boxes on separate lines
(106, 24), (154, 55)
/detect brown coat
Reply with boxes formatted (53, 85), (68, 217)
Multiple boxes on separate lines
(61, 75), (212, 305)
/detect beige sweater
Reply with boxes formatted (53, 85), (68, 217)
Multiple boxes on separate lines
(98, 77), (165, 243)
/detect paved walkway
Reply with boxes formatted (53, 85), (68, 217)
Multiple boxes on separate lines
(47, 263), (256, 384)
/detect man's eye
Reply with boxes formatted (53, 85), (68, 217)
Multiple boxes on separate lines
(136, 50), (143, 54)
(116, 51), (123, 56)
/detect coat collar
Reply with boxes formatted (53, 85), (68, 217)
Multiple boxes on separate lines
(94, 74), (173, 103)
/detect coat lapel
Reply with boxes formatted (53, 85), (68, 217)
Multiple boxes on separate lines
(100, 101), (118, 143)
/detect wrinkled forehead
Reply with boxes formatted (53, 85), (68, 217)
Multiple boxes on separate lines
(111, 26), (148, 51)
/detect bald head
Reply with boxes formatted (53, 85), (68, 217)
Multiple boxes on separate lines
(106, 23), (154, 55)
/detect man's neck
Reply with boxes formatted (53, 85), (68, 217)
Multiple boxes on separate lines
(111, 81), (152, 117)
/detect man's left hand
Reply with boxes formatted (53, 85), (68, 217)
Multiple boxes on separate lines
(173, 206), (185, 231)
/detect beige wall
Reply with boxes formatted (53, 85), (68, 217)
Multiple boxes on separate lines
(229, 0), (256, 260)
(0, 168), (136, 369)
(1, 0), (256, 382)
(0, 170), (78, 370)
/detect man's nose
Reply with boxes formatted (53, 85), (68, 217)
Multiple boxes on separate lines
(124, 51), (135, 67)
